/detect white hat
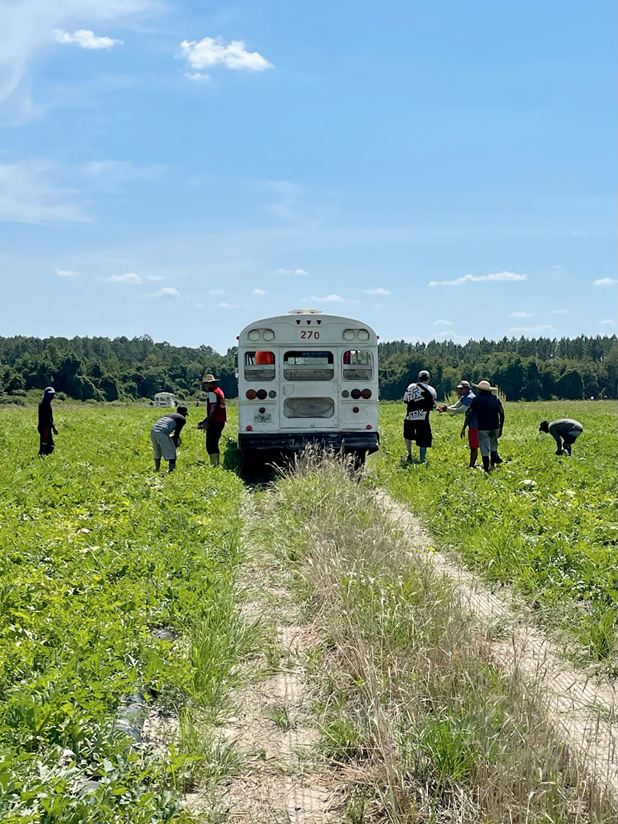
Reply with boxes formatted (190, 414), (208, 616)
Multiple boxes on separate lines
(474, 380), (498, 392)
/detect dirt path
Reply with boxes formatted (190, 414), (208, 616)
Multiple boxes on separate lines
(208, 549), (345, 822)
(375, 489), (617, 797)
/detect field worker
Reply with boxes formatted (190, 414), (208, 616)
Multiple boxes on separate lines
(467, 381), (505, 472)
(150, 405), (188, 473)
(539, 418), (584, 456)
(197, 374), (227, 466)
(438, 380), (479, 468)
(402, 369), (437, 463)
(38, 387), (58, 457)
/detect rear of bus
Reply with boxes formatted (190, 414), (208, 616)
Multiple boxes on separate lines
(237, 310), (379, 463)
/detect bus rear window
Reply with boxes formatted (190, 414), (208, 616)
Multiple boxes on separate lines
(342, 350), (373, 381)
(284, 351), (334, 381)
(244, 351), (275, 381)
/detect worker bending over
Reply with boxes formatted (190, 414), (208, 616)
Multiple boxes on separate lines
(539, 418), (583, 456)
(150, 405), (188, 473)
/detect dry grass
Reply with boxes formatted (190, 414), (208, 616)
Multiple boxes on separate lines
(255, 448), (616, 823)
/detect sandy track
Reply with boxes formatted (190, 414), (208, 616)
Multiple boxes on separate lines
(212, 564), (344, 823)
(376, 489), (617, 797)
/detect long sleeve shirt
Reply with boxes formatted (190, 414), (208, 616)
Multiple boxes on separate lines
(468, 393), (504, 431)
(446, 391), (477, 428)
(37, 401), (54, 434)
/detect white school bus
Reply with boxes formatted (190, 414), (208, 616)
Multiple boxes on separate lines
(237, 309), (379, 464)
(153, 392), (177, 408)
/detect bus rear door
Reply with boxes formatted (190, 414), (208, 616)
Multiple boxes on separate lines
(278, 349), (339, 432)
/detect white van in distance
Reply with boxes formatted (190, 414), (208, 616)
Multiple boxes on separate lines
(153, 392), (177, 408)
(237, 310), (379, 465)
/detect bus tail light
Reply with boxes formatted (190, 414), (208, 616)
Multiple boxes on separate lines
(353, 407), (359, 413)
(246, 425), (253, 431)
(361, 389), (372, 399)
(246, 389), (257, 400)
(351, 389), (361, 400)
(256, 389), (267, 400)
(366, 424), (372, 429)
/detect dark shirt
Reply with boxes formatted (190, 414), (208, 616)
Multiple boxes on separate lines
(548, 419), (583, 446)
(38, 400), (54, 433)
(402, 382), (437, 422)
(469, 393), (504, 431)
(152, 413), (186, 446)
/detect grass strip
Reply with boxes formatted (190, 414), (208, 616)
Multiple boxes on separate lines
(257, 450), (616, 823)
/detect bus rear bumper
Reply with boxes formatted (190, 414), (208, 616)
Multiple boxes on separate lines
(238, 431), (379, 454)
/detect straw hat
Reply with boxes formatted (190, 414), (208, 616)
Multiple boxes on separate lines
(201, 374), (217, 384)
(474, 380), (498, 392)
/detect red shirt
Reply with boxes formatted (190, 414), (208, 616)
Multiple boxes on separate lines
(207, 387), (227, 423)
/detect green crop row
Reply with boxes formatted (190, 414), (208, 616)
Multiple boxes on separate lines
(372, 401), (617, 670)
(0, 407), (245, 823)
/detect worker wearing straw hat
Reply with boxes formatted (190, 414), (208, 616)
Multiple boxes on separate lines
(197, 374), (227, 466)
(466, 380), (505, 472)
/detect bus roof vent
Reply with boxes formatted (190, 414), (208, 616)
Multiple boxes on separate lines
(288, 308), (322, 315)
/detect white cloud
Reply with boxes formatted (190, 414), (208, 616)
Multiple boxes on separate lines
(148, 275), (164, 281)
(509, 311), (535, 318)
(594, 278), (618, 286)
(99, 272), (141, 284)
(215, 301), (233, 308)
(433, 319), (453, 326)
(428, 271), (527, 287)
(508, 325), (557, 335)
(180, 37), (273, 73)
(309, 294), (345, 303)
(0, 0), (161, 113)
(599, 319), (614, 326)
(553, 265), (562, 269)
(53, 29), (122, 49)
(362, 288), (391, 295)
(551, 309), (568, 315)
(185, 71), (210, 82)
(149, 287), (180, 299)
(0, 160), (89, 223)
(55, 267), (79, 277)
(208, 289), (225, 295)
(253, 288), (267, 295)
(295, 268), (307, 275)
(276, 267), (307, 275)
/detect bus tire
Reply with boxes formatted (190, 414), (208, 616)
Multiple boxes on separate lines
(241, 450), (261, 473)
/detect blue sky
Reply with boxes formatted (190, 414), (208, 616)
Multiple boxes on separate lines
(0, 0), (616, 352)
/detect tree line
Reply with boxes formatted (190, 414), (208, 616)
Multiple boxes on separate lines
(0, 333), (615, 403)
